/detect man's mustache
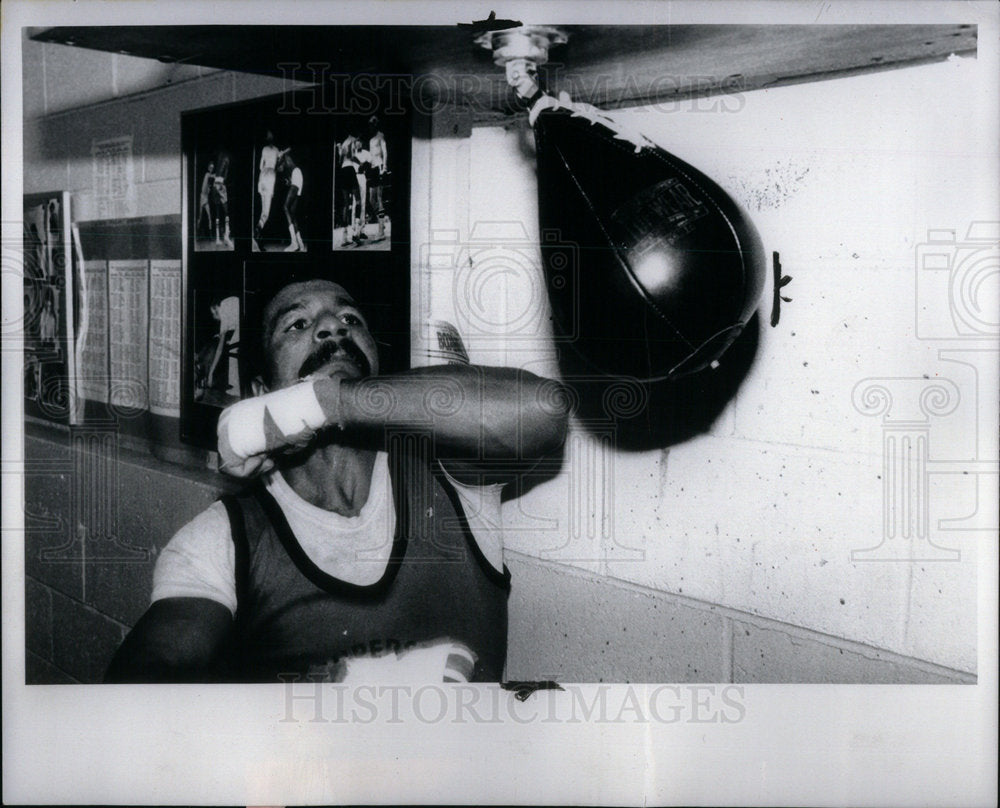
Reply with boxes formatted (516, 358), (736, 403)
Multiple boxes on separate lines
(297, 338), (372, 380)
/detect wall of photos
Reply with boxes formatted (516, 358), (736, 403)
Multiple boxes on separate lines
(181, 89), (410, 448)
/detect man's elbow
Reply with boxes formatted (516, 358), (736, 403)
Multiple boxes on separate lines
(523, 377), (571, 458)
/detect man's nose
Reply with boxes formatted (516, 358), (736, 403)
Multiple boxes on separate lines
(314, 315), (348, 341)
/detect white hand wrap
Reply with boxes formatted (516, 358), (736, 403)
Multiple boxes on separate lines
(216, 379), (340, 478)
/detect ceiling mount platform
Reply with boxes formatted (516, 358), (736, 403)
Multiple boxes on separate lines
(474, 25), (568, 66)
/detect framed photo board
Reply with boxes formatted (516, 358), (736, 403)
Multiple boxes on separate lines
(23, 191), (77, 424)
(180, 87), (410, 449)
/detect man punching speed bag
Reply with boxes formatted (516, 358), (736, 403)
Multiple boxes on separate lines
(481, 27), (767, 383)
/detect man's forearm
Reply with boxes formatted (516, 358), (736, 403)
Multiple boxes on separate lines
(319, 365), (569, 460)
(217, 365), (570, 477)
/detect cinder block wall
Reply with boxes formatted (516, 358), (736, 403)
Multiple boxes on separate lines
(24, 428), (235, 683)
(417, 57), (990, 683)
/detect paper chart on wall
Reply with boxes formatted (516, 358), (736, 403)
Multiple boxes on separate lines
(107, 259), (149, 410)
(148, 259), (182, 417)
(77, 259), (109, 404)
(92, 136), (137, 220)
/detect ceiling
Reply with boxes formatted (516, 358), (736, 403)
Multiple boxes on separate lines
(31, 24), (978, 115)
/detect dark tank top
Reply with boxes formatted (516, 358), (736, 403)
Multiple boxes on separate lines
(219, 437), (510, 682)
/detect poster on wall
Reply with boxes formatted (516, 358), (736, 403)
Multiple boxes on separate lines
(107, 259), (150, 411)
(191, 287), (243, 408)
(22, 191), (78, 424)
(92, 136), (137, 220)
(148, 259), (183, 416)
(77, 258), (109, 405)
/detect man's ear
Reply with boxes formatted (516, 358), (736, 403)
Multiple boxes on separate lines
(250, 376), (269, 396)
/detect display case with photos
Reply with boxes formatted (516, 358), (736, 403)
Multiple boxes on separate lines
(180, 87), (411, 449)
(23, 191), (79, 424)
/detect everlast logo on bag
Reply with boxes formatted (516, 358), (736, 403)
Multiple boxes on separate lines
(611, 178), (710, 256)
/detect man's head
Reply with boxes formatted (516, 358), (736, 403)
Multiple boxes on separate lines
(257, 279), (378, 392)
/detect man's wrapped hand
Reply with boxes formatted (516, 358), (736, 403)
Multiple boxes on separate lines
(216, 377), (342, 478)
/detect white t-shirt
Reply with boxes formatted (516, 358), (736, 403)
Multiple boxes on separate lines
(152, 452), (504, 615)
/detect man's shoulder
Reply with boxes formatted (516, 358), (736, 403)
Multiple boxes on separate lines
(153, 499), (239, 615)
(168, 499), (234, 546)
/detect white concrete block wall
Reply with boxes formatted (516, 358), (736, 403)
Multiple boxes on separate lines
(453, 57), (995, 676)
(602, 438), (903, 637)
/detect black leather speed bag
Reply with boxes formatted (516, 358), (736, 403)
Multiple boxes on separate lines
(533, 95), (766, 382)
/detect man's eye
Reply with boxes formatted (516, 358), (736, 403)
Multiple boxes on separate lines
(341, 313), (363, 326)
(285, 318), (308, 332)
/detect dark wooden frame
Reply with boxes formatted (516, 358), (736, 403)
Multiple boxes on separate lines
(180, 87), (411, 449)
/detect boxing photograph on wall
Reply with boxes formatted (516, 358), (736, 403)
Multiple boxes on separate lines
(332, 113), (394, 251)
(191, 287), (243, 408)
(193, 146), (236, 252)
(251, 115), (315, 253)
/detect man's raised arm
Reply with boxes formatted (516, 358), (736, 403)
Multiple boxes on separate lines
(217, 365), (570, 481)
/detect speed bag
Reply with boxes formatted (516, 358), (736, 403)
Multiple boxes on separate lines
(532, 95), (766, 382)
